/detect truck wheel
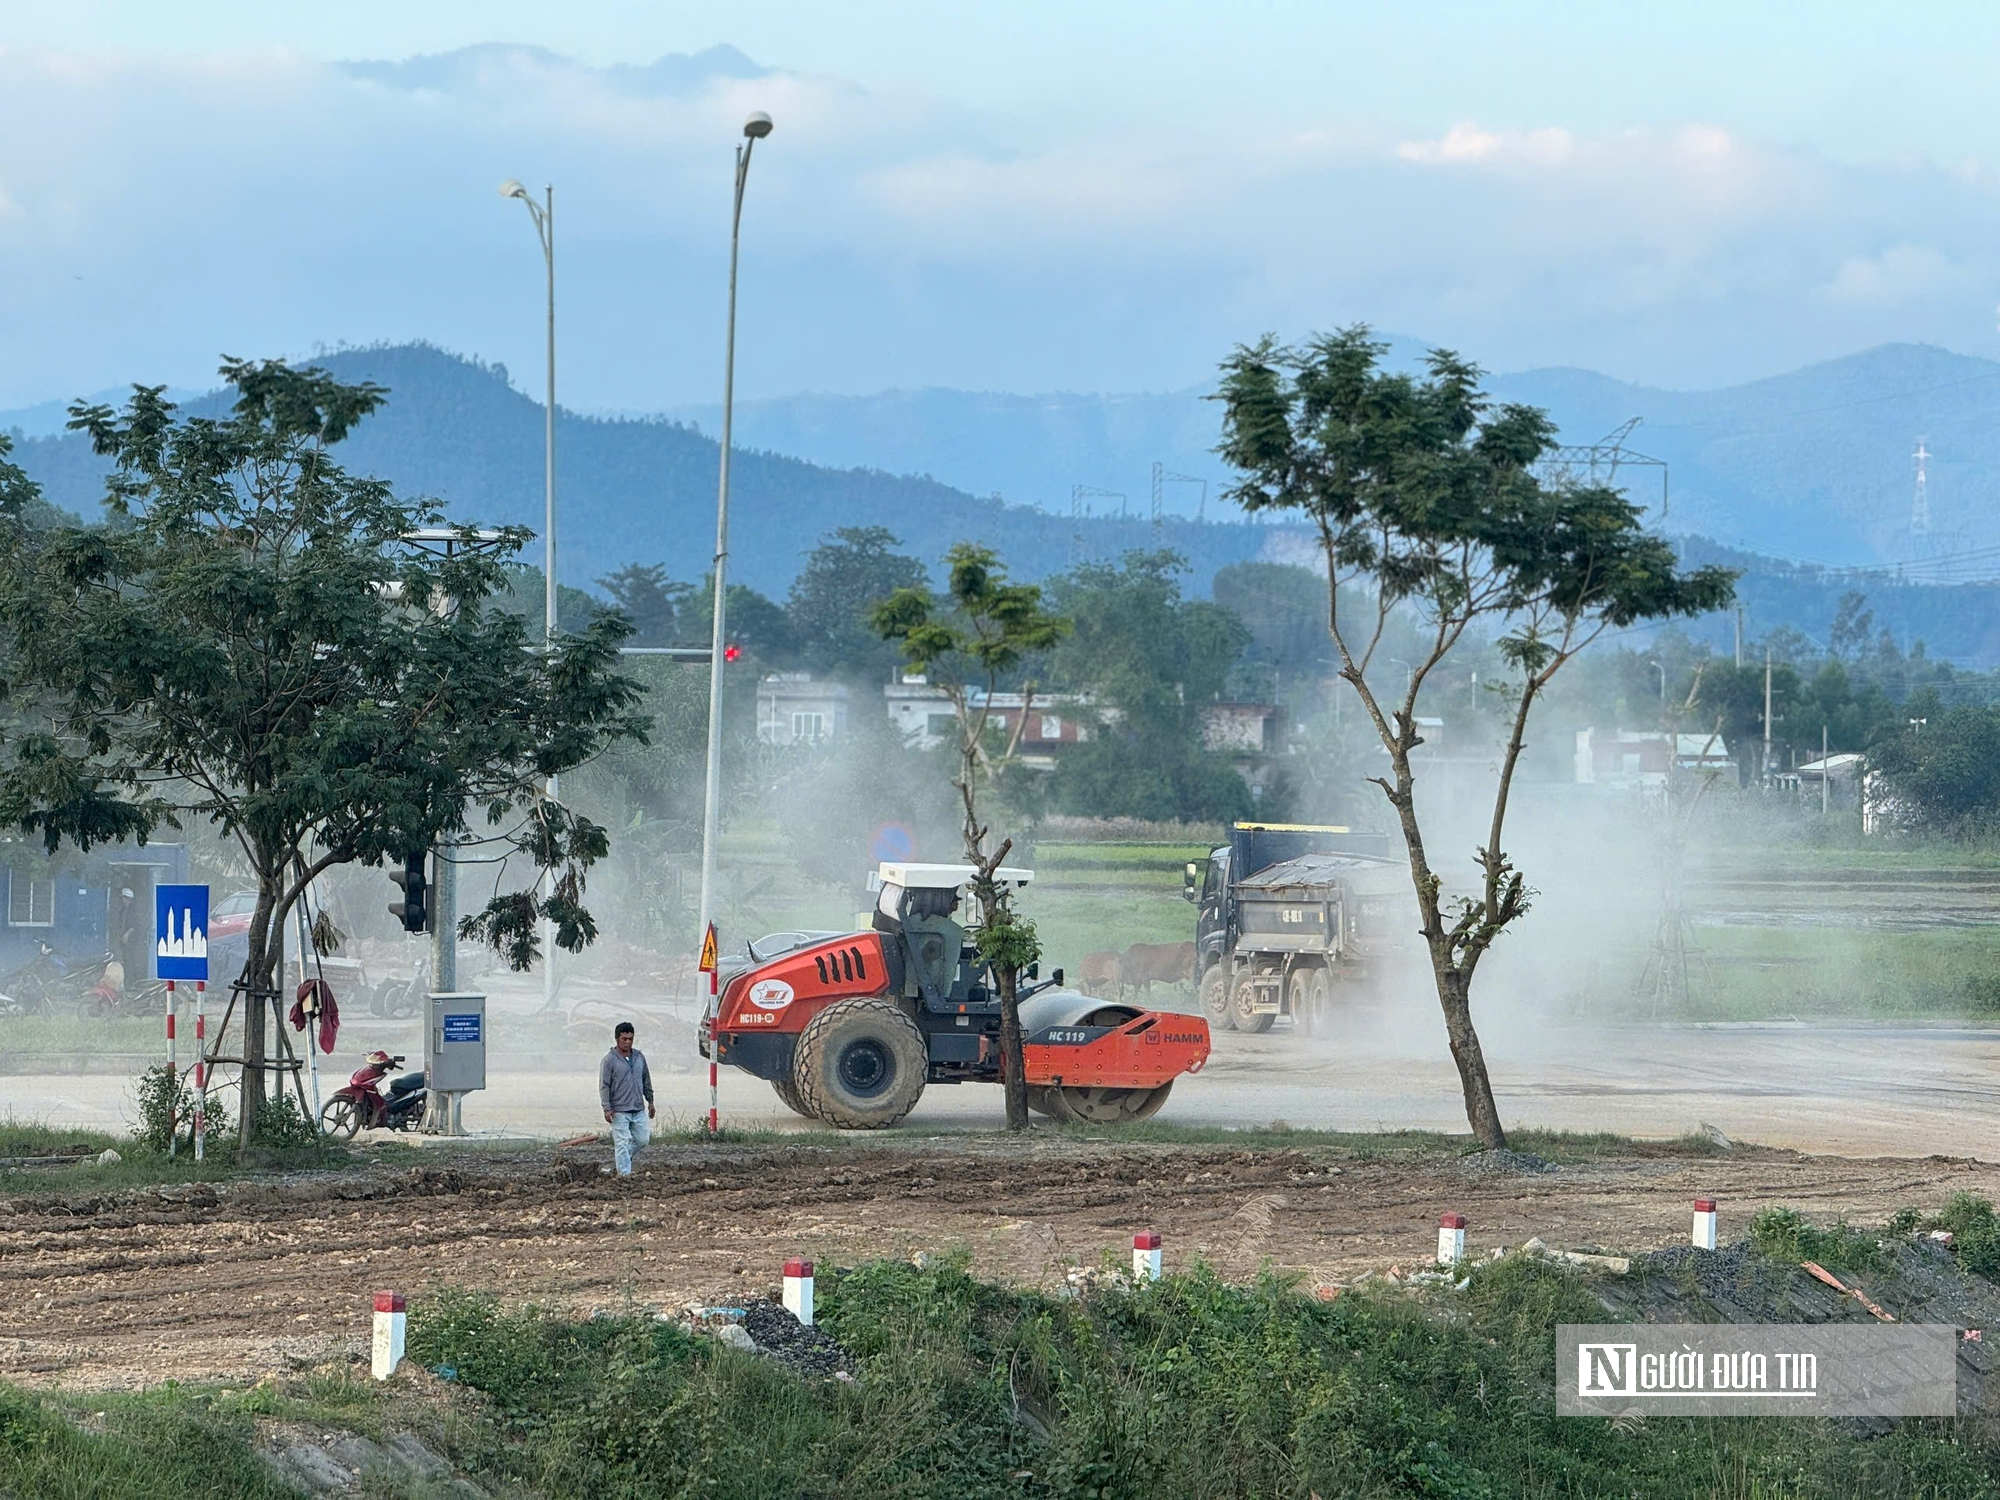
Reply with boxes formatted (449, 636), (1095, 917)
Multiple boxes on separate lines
(771, 1077), (813, 1117)
(793, 998), (928, 1129)
(1232, 976), (1275, 1034)
(1199, 966), (1236, 1031)
(1307, 968), (1332, 1035)
(1288, 970), (1315, 1035)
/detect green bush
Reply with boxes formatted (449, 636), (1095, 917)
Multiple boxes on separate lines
(250, 1091), (321, 1151)
(1935, 1193), (2000, 1280)
(132, 1065), (230, 1155)
(1749, 1206), (1882, 1273)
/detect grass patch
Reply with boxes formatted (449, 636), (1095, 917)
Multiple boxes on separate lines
(1047, 1119), (1729, 1163)
(1749, 1206), (1885, 1274)
(384, 1255), (2000, 1498)
(11, 1253), (2000, 1495)
(0, 1015), (162, 1056)
(0, 1110), (370, 1195)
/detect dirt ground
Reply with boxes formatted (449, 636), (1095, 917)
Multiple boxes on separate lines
(6, 1133), (1998, 1391)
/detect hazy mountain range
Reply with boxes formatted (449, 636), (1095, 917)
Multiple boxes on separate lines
(8, 339), (2000, 664)
(670, 339), (2000, 573)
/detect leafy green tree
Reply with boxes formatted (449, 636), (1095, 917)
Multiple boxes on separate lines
(678, 572), (794, 661)
(1869, 699), (2000, 834)
(870, 543), (1071, 1130)
(1217, 327), (1734, 1148)
(1701, 659), (1799, 784)
(0, 362), (645, 1141)
(1046, 550), (1255, 822)
(598, 563), (690, 646)
(787, 527), (930, 682)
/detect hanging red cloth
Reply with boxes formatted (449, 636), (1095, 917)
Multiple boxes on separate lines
(290, 977), (341, 1054)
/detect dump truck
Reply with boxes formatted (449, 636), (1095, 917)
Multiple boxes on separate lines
(1183, 822), (1406, 1034)
(706, 862), (1211, 1127)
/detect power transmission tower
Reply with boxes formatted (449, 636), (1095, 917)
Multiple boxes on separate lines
(1910, 437), (1932, 540)
(1149, 462), (1209, 530)
(1535, 417), (1670, 516)
(1069, 484), (1125, 566)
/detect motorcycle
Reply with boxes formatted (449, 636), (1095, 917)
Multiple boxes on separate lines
(320, 1050), (428, 1138)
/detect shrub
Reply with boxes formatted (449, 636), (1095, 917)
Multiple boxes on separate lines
(1934, 1193), (2000, 1279)
(1749, 1206), (1881, 1273)
(131, 1065), (230, 1155)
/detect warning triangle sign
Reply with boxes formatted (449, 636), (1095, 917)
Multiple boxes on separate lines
(697, 923), (719, 973)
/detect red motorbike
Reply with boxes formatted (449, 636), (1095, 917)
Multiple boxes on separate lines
(320, 1050), (428, 1138)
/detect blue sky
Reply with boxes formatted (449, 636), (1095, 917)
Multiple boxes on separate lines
(4, 1), (1998, 410)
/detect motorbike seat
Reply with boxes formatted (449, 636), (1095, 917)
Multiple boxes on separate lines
(388, 1072), (427, 1097)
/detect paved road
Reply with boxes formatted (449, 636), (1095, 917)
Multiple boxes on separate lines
(11, 1018), (1997, 1158)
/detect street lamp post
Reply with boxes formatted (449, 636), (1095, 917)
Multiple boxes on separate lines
(502, 178), (558, 1013)
(696, 112), (773, 971)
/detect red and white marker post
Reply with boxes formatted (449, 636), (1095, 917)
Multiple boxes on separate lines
(371, 1290), (407, 1380)
(192, 980), (207, 1162)
(1693, 1197), (1719, 1251)
(1437, 1212), (1467, 1267)
(1133, 1230), (1163, 1283)
(783, 1258), (815, 1325)
(165, 980), (177, 1156)
(699, 922), (720, 1136)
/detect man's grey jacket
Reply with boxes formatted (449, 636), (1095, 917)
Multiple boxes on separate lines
(600, 1048), (654, 1114)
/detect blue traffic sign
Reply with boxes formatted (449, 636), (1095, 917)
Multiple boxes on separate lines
(155, 883), (210, 982)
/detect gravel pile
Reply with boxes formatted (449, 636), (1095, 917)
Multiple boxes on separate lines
(739, 1297), (853, 1378)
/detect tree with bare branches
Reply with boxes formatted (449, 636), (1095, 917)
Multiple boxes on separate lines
(1216, 328), (1735, 1147)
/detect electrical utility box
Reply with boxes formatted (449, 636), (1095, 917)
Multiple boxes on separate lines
(425, 991), (487, 1093)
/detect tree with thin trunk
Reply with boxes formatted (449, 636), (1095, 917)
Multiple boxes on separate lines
(0, 362), (645, 1142)
(869, 543), (1071, 1130)
(1216, 328), (1735, 1148)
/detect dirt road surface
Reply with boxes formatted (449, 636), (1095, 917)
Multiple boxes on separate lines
(5, 1135), (1997, 1391)
(10, 1018), (2000, 1158)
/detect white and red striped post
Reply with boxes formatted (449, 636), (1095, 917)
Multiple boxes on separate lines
(1133, 1230), (1163, 1282)
(165, 980), (177, 1156)
(371, 1290), (407, 1379)
(1437, 1212), (1467, 1267)
(192, 980), (207, 1162)
(708, 965), (720, 1136)
(783, 1258), (814, 1326)
(1693, 1197), (1719, 1251)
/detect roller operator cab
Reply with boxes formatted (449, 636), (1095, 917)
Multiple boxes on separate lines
(706, 862), (1210, 1128)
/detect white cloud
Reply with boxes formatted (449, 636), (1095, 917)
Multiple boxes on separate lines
(1396, 122), (1576, 166)
(3, 47), (2000, 409)
(1821, 244), (1961, 306)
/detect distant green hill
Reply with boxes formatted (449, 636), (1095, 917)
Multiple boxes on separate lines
(13, 341), (2000, 667)
(5, 343), (1284, 598)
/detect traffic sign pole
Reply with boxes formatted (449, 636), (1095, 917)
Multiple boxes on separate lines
(193, 981), (207, 1162)
(698, 922), (720, 1136)
(166, 980), (177, 1157)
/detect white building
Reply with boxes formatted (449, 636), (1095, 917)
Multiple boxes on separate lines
(757, 674), (848, 745)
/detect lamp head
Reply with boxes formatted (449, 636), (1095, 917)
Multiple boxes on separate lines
(499, 179), (529, 200)
(742, 111), (774, 140)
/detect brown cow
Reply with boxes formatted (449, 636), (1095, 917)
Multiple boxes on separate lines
(1119, 941), (1195, 1001)
(1077, 950), (1125, 999)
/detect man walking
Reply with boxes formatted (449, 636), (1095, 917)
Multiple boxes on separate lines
(599, 1021), (655, 1176)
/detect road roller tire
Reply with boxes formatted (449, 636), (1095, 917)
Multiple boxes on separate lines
(792, 998), (928, 1129)
(1232, 975), (1275, 1034)
(1040, 1080), (1174, 1124)
(771, 1076), (813, 1117)
(1200, 965), (1235, 1031)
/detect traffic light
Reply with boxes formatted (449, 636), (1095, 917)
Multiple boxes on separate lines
(723, 642), (741, 663)
(388, 850), (430, 933)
